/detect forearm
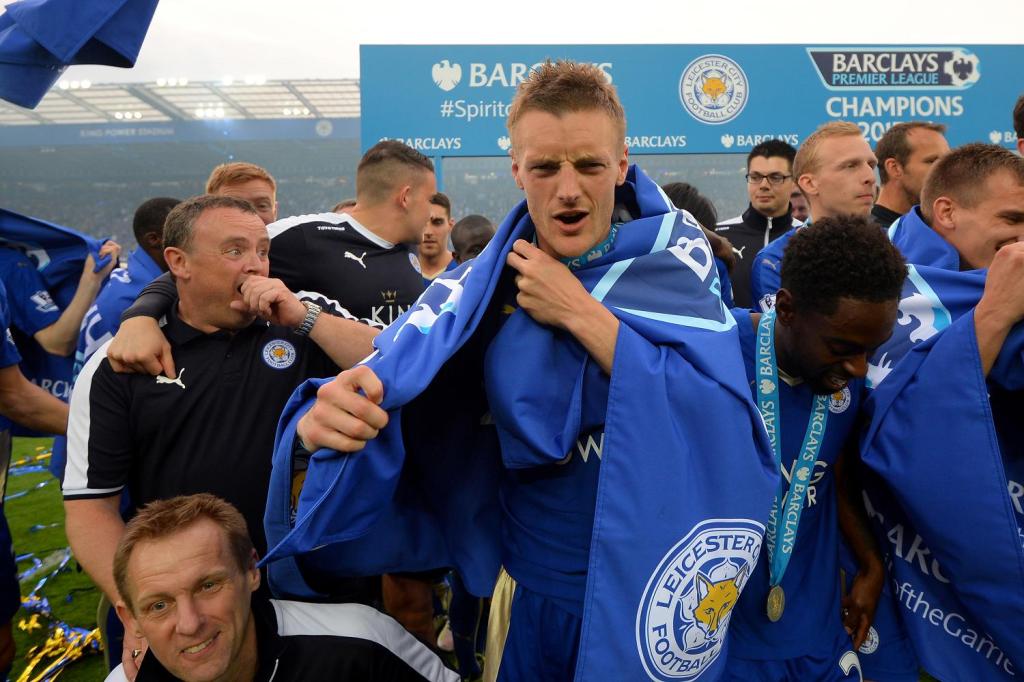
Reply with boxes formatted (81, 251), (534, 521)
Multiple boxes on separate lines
(308, 314), (380, 369)
(64, 498), (125, 602)
(34, 279), (102, 356)
(973, 303), (1013, 377)
(835, 447), (883, 575)
(565, 296), (620, 375)
(0, 366), (68, 434)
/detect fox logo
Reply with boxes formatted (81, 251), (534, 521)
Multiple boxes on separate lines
(700, 74), (728, 103)
(690, 565), (748, 637)
(638, 520), (762, 680)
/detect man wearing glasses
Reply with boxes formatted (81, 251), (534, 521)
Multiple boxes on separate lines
(715, 140), (802, 308)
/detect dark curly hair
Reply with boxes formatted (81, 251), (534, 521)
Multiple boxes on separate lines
(781, 215), (906, 315)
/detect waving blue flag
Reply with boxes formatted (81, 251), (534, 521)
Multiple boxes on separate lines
(0, 0), (159, 108)
(861, 207), (1024, 679)
(263, 165), (777, 681)
(0, 207), (110, 435)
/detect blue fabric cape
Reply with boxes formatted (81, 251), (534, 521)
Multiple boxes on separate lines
(0, 0), (158, 108)
(0, 207), (109, 309)
(862, 209), (1024, 679)
(0, 208), (110, 436)
(263, 166), (777, 681)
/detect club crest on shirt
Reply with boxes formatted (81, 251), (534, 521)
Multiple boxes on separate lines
(262, 339), (296, 369)
(637, 519), (763, 680)
(858, 626), (880, 655)
(828, 386), (852, 414)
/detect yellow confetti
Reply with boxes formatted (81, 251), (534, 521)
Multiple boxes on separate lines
(17, 614), (41, 633)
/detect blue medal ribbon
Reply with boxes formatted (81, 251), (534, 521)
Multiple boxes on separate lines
(557, 223), (619, 270)
(756, 309), (829, 590)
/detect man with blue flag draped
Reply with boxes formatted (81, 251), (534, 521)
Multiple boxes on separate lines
(862, 143), (1024, 680)
(262, 61), (777, 681)
(724, 216), (911, 682)
(0, 209), (118, 453)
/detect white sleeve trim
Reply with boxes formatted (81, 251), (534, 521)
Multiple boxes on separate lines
(271, 600), (458, 682)
(63, 339), (123, 498)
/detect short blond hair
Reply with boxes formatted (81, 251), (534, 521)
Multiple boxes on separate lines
(205, 162), (277, 195)
(113, 494), (254, 612)
(793, 121), (864, 180)
(506, 61), (625, 145)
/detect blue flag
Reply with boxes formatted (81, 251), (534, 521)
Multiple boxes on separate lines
(0, 207), (110, 435)
(0, 0), (159, 108)
(263, 166), (777, 681)
(861, 208), (1024, 679)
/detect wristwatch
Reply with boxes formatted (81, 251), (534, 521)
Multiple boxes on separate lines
(295, 301), (322, 336)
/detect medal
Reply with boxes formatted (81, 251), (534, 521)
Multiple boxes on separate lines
(766, 584), (785, 622)
(756, 310), (829, 626)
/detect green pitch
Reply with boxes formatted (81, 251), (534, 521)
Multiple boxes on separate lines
(8, 437), (104, 682)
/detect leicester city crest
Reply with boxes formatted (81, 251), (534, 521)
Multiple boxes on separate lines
(262, 339), (296, 369)
(828, 386), (852, 414)
(678, 54), (749, 125)
(636, 519), (763, 680)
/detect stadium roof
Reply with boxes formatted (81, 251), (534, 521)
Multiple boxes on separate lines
(0, 78), (361, 126)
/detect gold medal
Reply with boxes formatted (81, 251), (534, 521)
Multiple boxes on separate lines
(766, 585), (785, 622)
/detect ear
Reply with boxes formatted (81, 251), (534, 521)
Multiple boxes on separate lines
(616, 144), (630, 186)
(883, 157), (903, 181)
(397, 185), (413, 210)
(247, 549), (261, 594)
(1017, 138), (1024, 157)
(930, 196), (956, 236)
(796, 173), (816, 198)
(696, 573), (713, 596)
(510, 155), (524, 191)
(142, 231), (162, 249)
(774, 288), (796, 327)
(164, 247), (189, 280)
(732, 564), (749, 587)
(114, 600), (142, 638)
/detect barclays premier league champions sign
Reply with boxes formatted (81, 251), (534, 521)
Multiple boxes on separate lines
(360, 45), (1022, 156)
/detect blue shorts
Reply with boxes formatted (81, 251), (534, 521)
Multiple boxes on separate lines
(724, 630), (864, 682)
(497, 585), (581, 682)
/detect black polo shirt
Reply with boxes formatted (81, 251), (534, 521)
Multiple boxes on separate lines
(267, 212), (425, 327)
(63, 307), (337, 554)
(128, 598), (457, 682)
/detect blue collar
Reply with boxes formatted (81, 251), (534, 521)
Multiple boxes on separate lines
(888, 207), (961, 271)
(127, 247), (164, 281)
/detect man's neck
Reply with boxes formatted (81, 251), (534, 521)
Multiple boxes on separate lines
(347, 205), (406, 245)
(226, 615), (260, 682)
(419, 250), (453, 278)
(755, 204), (790, 220)
(175, 298), (220, 334)
(875, 184), (912, 216)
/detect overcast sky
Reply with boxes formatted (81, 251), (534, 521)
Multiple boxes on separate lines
(5, 0), (1023, 84)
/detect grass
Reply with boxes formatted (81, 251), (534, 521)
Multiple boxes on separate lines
(7, 437), (105, 682)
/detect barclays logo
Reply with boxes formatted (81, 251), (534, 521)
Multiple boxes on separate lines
(432, 60), (462, 92)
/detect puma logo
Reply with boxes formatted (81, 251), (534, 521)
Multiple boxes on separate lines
(155, 368), (186, 389)
(344, 251), (367, 269)
(733, 245), (746, 259)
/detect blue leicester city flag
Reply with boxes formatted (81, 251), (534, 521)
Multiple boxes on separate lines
(0, 0), (159, 108)
(264, 166), (778, 681)
(0, 208), (110, 435)
(862, 208), (1024, 679)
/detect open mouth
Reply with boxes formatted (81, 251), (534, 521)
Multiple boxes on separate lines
(182, 632), (218, 656)
(554, 210), (588, 226)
